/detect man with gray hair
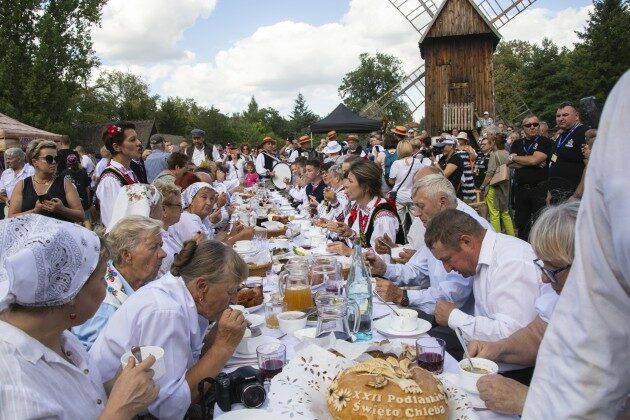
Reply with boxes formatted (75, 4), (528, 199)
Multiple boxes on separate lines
(0, 148), (34, 217)
(366, 174), (493, 315)
(144, 134), (170, 183)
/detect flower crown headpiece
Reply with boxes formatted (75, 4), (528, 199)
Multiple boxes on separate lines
(105, 125), (122, 139)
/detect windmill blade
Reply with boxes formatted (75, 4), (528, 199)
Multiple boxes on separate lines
(474, 0), (539, 30)
(361, 64), (426, 119)
(387, 0), (441, 34)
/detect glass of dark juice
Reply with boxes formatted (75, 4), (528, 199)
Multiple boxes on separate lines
(256, 343), (286, 385)
(415, 337), (446, 374)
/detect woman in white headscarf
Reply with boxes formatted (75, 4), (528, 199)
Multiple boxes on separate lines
(0, 214), (157, 419)
(106, 183), (163, 233)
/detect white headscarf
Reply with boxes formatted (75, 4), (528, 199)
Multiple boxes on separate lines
(0, 214), (101, 310)
(106, 184), (162, 233)
(181, 182), (214, 209)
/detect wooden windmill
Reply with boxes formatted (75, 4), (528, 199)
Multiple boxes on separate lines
(362, 0), (537, 136)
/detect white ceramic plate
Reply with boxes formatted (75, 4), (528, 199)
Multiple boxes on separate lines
(440, 372), (487, 409)
(233, 240), (256, 255)
(373, 314), (432, 337)
(245, 313), (264, 328)
(233, 335), (281, 358)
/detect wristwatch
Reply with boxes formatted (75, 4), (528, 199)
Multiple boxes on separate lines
(400, 290), (410, 307)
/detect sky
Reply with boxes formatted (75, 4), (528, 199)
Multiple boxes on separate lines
(91, 0), (593, 120)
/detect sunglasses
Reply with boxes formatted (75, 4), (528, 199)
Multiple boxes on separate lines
(533, 259), (571, 284)
(39, 155), (61, 164)
(524, 123), (540, 128)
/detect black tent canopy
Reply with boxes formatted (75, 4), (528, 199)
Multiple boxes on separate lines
(310, 103), (381, 134)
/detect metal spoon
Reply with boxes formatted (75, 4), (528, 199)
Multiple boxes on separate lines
(131, 346), (142, 363)
(455, 327), (476, 371)
(373, 289), (403, 317)
(295, 307), (317, 319)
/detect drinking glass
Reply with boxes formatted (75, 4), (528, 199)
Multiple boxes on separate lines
(264, 295), (283, 329)
(257, 343), (286, 386)
(415, 337), (446, 374)
(312, 264), (341, 294)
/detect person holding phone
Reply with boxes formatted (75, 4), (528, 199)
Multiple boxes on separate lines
(8, 139), (84, 222)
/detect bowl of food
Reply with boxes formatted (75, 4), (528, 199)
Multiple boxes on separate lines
(277, 311), (307, 334)
(458, 357), (499, 397)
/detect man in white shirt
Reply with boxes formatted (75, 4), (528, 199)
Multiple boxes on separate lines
(74, 145), (94, 177)
(0, 148), (34, 214)
(424, 209), (540, 343)
(369, 174), (492, 314)
(523, 71), (630, 419)
(186, 128), (220, 166)
(255, 137), (277, 178)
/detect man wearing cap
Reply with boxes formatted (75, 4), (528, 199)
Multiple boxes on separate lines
(479, 111), (494, 129)
(144, 134), (170, 183)
(322, 139), (343, 163)
(289, 135), (312, 162)
(186, 128), (219, 166)
(255, 137), (277, 178)
(344, 134), (366, 158)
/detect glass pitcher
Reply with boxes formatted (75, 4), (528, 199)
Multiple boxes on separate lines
(278, 272), (313, 311)
(315, 293), (360, 342)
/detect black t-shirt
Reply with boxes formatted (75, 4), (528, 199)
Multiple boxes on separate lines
(511, 136), (553, 185)
(439, 152), (464, 191)
(62, 168), (91, 209)
(473, 153), (490, 188)
(548, 124), (588, 193)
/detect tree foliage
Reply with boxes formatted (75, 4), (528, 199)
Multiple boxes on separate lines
(338, 52), (412, 124)
(289, 92), (319, 135)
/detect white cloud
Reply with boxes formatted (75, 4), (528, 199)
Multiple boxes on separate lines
(91, 0), (592, 120)
(92, 0), (216, 63)
(501, 5), (593, 49)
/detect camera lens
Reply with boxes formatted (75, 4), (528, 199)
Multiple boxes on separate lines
(240, 383), (266, 408)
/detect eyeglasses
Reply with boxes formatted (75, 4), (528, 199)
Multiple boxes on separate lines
(39, 155), (61, 164)
(523, 123), (540, 128)
(533, 259), (571, 284)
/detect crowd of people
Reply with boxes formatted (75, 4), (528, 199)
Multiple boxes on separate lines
(0, 70), (628, 419)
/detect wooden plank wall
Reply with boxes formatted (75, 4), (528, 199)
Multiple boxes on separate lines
(425, 0), (495, 39)
(424, 36), (495, 135)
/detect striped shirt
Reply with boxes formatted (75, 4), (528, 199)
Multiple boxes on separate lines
(456, 150), (476, 201)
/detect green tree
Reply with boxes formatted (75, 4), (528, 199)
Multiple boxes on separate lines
(91, 70), (159, 121)
(289, 92), (319, 135)
(0, 0), (105, 133)
(338, 52), (412, 123)
(156, 97), (198, 135)
(521, 39), (575, 123)
(570, 0), (630, 105)
(493, 40), (534, 124)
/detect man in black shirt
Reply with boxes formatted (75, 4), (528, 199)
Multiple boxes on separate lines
(437, 137), (465, 199)
(508, 115), (552, 241)
(547, 102), (588, 204)
(473, 137), (492, 188)
(304, 159), (325, 214)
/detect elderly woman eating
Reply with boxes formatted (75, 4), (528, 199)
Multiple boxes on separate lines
(0, 214), (157, 418)
(90, 239), (248, 419)
(466, 201), (579, 415)
(327, 160), (402, 256)
(73, 215), (166, 349)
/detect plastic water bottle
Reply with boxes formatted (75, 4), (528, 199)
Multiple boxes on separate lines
(345, 240), (373, 341)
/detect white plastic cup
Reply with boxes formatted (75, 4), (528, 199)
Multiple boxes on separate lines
(120, 346), (166, 380)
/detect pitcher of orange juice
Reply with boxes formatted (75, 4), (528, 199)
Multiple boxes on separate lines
(278, 271), (314, 311)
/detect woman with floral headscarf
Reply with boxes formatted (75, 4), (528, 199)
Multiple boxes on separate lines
(0, 214), (157, 418)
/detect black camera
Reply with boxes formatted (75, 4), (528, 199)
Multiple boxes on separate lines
(214, 366), (266, 412)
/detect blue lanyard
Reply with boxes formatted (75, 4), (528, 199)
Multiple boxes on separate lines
(556, 124), (582, 152)
(523, 136), (540, 155)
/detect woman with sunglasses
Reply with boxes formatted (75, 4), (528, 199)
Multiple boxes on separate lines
(8, 139), (84, 222)
(240, 144), (253, 162)
(465, 201), (579, 416)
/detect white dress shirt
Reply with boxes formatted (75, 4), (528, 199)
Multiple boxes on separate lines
(255, 153), (268, 177)
(168, 211), (214, 250)
(0, 321), (107, 419)
(447, 230), (541, 342)
(95, 160), (138, 230)
(384, 200), (493, 314)
(191, 146), (207, 166)
(534, 283), (558, 324)
(523, 71), (630, 419)
(90, 273), (209, 420)
(0, 163), (34, 204)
